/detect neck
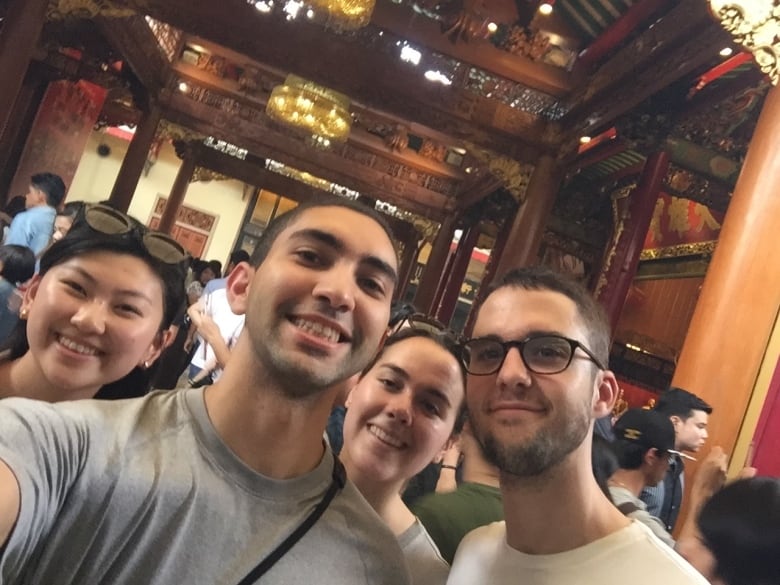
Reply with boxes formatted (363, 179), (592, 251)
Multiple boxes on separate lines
(203, 337), (336, 479)
(608, 469), (646, 497)
(501, 444), (629, 555)
(0, 354), (98, 402)
(341, 450), (415, 535)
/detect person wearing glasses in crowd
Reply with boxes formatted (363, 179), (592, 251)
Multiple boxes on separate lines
(446, 267), (708, 585)
(339, 328), (466, 584)
(0, 197), (409, 585)
(0, 204), (186, 402)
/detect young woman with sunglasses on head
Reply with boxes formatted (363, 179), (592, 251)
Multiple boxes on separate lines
(0, 204), (187, 402)
(339, 328), (467, 584)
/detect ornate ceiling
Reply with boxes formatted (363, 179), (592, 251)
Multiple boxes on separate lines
(32, 0), (768, 240)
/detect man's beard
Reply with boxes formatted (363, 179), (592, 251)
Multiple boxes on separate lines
(475, 406), (591, 478)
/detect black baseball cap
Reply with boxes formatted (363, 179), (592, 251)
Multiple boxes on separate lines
(614, 408), (680, 455)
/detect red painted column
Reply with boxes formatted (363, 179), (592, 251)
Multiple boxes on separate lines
(414, 214), (457, 314)
(436, 220), (481, 325)
(673, 84), (780, 461)
(108, 103), (162, 212)
(492, 155), (561, 279)
(595, 151), (669, 332)
(463, 210), (516, 336)
(0, 0), (49, 139)
(395, 225), (421, 300)
(158, 152), (195, 234)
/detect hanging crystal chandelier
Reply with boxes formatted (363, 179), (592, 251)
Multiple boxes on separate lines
(266, 74), (352, 143)
(308, 0), (375, 30)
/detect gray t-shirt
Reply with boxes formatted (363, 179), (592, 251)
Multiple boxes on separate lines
(398, 518), (449, 585)
(0, 389), (410, 585)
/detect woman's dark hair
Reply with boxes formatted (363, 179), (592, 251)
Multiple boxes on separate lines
(206, 259), (222, 279)
(0, 207), (186, 362)
(0, 245), (35, 284)
(698, 477), (780, 585)
(360, 327), (468, 435)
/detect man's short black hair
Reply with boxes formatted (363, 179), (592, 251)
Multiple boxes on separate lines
(31, 172), (66, 208)
(249, 196), (396, 270)
(654, 387), (712, 419)
(229, 249), (250, 266)
(481, 266), (611, 367)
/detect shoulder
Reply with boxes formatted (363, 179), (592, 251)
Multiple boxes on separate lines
(399, 520), (449, 585)
(607, 522), (708, 583)
(328, 480), (411, 584)
(456, 521), (506, 555)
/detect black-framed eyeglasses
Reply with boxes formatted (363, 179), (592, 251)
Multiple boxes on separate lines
(460, 334), (606, 376)
(82, 204), (189, 267)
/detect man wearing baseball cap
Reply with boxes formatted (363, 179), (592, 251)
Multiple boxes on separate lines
(607, 408), (681, 547)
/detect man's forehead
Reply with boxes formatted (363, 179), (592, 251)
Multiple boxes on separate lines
(473, 287), (581, 336)
(277, 206), (397, 264)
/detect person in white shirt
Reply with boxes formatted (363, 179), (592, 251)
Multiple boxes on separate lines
(447, 267), (708, 585)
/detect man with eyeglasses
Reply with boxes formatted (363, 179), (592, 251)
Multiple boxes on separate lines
(446, 267), (708, 585)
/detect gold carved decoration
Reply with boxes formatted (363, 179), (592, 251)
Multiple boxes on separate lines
(156, 120), (204, 143)
(640, 241), (717, 260)
(383, 125), (409, 153)
(191, 167), (232, 183)
(48, 0), (136, 19)
(594, 184), (635, 298)
(709, 1), (780, 85)
(464, 142), (533, 202)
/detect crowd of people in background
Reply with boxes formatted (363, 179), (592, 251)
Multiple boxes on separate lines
(0, 183), (777, 585)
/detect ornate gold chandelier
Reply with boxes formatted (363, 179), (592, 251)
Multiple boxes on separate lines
(266, 74), (352, 143)
(709, 1), (780, 85)
(308, 0), (375, 30)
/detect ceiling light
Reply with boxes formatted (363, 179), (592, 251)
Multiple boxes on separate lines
(487, 22), (498, 33)
(306, 8), (315, 17)
(400, 46), (422, 65)
(539, 2), (553, 15)
(178, 82), (189, 92)
(579, 136), (591, 144)
(254, 0), (273, 12)
(424, 70), (452, 85)
(719, 47), (733, 57)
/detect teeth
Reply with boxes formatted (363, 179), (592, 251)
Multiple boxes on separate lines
(368, 424), (404, 449)
(292, 318), (340, 343)
(58, 335), (98, 356)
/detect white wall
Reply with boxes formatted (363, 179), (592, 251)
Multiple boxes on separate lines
(69, 130), (250, 264)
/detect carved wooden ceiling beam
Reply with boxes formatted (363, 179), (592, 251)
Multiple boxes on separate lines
(563, 0), (731, 139)
(370, 0), (571, 97)
(562, 22), (733, 149)
(171, 58), (467, 181)
(107, 0), (545, 159)
(162, 96), (451, 221)
(95, 14), (171, 98)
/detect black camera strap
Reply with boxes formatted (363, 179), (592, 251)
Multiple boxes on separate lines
(235, 457), (347, 585)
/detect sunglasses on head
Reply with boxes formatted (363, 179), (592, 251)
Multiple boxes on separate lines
(82, 204), (189, 267)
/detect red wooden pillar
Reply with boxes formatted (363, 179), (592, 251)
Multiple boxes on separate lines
(463, 211), (516, 336)
(158, 152), (196, 234)
(108, 103), (162, 212)
(414, 214), (457, 314)
(595, 151), (669, 333)
(492, 155), (561, 279)
(436, 220), (481, 325)
(0, 0), (49, 139)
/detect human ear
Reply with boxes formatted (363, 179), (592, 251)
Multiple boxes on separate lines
(19, 275), (42, 318)
(225, 261), (254, 315)
(138, 328), (172, 368)
(593, 369), (619, 418)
